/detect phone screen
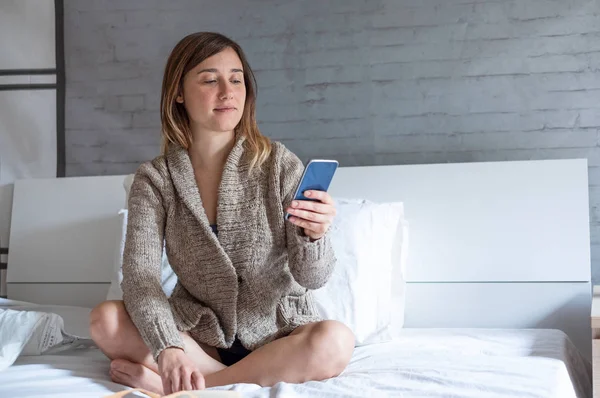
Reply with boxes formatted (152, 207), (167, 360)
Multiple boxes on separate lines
(293, 160), (338, 202)
(285, 160), (338, 220)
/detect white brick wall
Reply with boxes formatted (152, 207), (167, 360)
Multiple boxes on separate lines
(64, 0), (600, 280)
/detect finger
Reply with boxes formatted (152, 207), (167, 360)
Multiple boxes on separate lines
(289, 200), (333, 215)
(192, 371), (205, 390)
(304, 190), (334, 204)
(182, 370), (193, 391)
(287, 208), (330, 223)
(171, 371), (180, 393)
(289, 217), (328, 235)
(162, 375), (172, 395)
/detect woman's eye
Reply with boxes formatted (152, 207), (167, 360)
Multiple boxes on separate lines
(204, 80), (217, 84)
(232, 79), (242, 84)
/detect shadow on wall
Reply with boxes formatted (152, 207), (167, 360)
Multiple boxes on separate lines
(534, 292), (592, 362)
(0, 184), (14, 250)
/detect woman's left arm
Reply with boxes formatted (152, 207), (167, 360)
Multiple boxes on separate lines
(279, 146), (337, 290)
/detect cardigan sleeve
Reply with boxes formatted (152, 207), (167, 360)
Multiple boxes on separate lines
(121, 161), (185, 362)
(277, 144), (336, 290)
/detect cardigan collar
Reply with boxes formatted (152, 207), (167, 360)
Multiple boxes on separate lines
(165, 135), (259, 274)
(166, 135), (247, 225)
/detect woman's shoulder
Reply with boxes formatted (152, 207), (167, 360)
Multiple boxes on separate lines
(136, 154), (168, 176)
(266, 140), (303, 172)
(260, 141), (305, 198)
(269, 139), (295, 156)
(130, 154), (170, 191)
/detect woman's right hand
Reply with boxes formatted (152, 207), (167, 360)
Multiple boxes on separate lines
(157, 347), (205, 394)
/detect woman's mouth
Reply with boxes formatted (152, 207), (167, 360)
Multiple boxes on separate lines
(214, 107), (236, 113)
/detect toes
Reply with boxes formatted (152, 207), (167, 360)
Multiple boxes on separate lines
(110, 368), (128, 385)
(109, 359), (141, 387)
(111, 359), (143, 377)
(108, 360), (163, 395)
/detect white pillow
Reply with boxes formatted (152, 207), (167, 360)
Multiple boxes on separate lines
(123, 174), (135, 209)
(113, 178), (409, 345)
(313, 198), (408, 346)
(106, 209), (177, 301)
(105, 209), (128, 301)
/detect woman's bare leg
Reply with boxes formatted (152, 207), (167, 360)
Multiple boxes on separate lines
(90, 301), (355, 392)
(205, 320), (355, 388)
(89, 300), (225, 392)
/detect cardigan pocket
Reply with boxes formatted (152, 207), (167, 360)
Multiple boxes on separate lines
(169, 282), (204, 331)
(276, 292), (320, 327)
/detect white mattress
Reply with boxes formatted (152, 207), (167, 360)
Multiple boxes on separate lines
(0, 300), (592, 398)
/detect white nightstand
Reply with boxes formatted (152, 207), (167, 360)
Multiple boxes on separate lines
(591, 286), (600, 397)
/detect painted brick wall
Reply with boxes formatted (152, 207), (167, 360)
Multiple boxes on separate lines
(64, 0), (600, 280)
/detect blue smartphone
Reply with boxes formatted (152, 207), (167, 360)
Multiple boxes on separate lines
(285, 159), (339, 220)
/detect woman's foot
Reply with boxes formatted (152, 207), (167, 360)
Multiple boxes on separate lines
(109, 359), (164, 395)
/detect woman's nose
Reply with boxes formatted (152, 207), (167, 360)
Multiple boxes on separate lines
(219, 82), (234, 100)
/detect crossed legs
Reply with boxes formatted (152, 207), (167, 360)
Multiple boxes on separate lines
(89, 300), (355, 394)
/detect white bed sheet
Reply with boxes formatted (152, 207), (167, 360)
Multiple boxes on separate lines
(0, 299), (592, 398)
(0, 329), (592, 397)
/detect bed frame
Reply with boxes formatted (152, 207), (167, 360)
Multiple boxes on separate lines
(4, 158), (592, 361)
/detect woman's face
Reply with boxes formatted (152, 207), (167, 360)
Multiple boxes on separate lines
(177, 47), (246, 135)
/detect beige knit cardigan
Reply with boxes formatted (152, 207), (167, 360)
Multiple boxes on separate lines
(121, 136), (336, 361)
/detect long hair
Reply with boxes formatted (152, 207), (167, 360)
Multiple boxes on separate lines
(159, 32), (271, 171)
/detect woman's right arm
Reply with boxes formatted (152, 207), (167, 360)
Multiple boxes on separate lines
(121, 162), (185, 362)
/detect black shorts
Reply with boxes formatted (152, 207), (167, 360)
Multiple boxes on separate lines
(216, 337), (252, 366)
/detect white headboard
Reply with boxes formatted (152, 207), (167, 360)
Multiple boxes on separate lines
(6, 158), (592, 360)
(331, 159), (590, 283)
(329, 158), (591, 360)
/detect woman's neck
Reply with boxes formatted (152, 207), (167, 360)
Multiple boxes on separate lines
(188, 130), (236, 172)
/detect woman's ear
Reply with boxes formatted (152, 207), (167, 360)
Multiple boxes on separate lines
(176, 93), (184, 103)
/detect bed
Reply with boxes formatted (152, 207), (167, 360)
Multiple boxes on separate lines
(0, 157), (593, 397)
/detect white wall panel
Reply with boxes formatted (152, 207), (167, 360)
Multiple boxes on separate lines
(0, 90), (57, 180)
(0, 0), (56, 69)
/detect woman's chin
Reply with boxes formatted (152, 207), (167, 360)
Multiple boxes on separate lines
(190, 117), (242, 135)
(211, 120), (242, 133)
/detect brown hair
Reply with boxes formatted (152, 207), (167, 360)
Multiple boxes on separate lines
(160, 32), (271, 171)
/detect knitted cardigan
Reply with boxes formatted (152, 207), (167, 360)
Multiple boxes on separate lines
(121, 136), (336, 361)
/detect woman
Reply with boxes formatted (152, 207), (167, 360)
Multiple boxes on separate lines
(89, 31), (355, 395)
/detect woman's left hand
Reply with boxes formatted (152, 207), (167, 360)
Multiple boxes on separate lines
(286, 190), (336, 241)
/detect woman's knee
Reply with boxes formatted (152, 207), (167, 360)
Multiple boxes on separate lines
(306, 320), (355, 378)
(89, 300), (127, 344)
